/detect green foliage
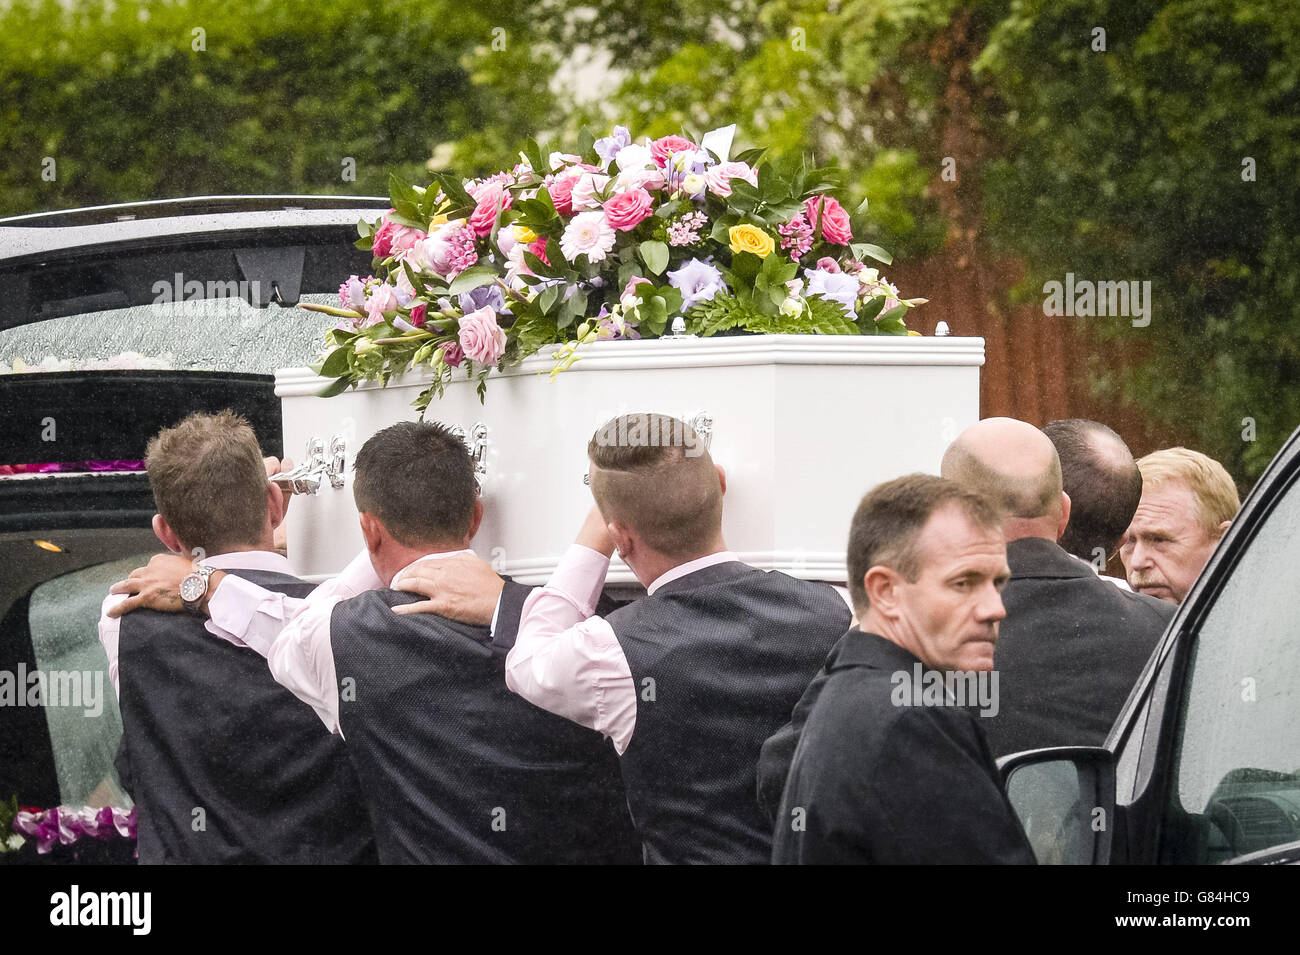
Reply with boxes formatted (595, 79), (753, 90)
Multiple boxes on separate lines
(975, 0), (1300, 478)
(0, 0), (559, 216)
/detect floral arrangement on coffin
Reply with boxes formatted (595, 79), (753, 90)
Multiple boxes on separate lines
(305, 125), (926, 413)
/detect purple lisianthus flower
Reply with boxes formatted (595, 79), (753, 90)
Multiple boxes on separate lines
(594, 126), (632, 170)
(667, 258), (726, 310)
(458, 283), (507, 316)
(338, 275), (367, 311)
(804, 268), (860, 318)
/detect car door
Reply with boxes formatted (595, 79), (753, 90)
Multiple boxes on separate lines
(1002, 425), (1300, 864)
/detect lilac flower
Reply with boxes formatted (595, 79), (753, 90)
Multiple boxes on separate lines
(667, 258), (726, 310)
(804, 268), (861, 318)
(778, 214), (814, 260)
(594, 126), (633, 169)
(458, 283), (508, 316)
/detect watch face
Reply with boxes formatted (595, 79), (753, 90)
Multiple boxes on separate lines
(180, 573), (206, 603)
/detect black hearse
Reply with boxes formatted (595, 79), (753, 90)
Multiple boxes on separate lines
(0, 197), (384, 859)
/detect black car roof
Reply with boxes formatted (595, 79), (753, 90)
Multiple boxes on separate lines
(0, 195), (389, 331)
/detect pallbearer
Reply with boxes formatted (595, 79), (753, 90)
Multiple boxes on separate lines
(99, 411), (376, 864)
(111, 420), (639, 864)
(499, 413), (852, 864)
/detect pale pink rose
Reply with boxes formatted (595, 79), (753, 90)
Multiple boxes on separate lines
(569, 173), (611, 212)
(704, 161), (759, 197)
(365, 283), (399, 325)
(613, 165), (666, 193)
(603, 188), (654, 232)
(804, 195), (853, 245)
(458, 306), (507, 366)
(621, 275), (652, 308)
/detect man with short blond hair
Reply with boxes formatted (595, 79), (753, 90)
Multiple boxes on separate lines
(99, 411), (375, 864)
(1121, 447), (1240, 604)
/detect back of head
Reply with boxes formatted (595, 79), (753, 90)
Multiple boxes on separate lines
(587, 413), (721, 561)
(940, 417), (1063, 524)
(1136, 447), (1240, 535)
(846, 473), (1003, 616)
(1044, 418), (1142, 560)
(352, 421), (478, 548)
(145, 410), (267, 555)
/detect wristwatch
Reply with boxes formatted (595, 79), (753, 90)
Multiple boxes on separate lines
(180, 564), (216, 613)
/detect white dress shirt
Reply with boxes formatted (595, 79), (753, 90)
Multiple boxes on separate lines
(97, 549), (297, 699)
(504, 545), (855, 755)
(206, 547), (473, 737)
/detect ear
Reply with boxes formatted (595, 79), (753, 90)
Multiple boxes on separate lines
(358, 512), (384, 556)
(466, 497), (484, 541)
(152, 514), (185, 555)
(863, 565), (903, 618)
(266, 481), (286, 531)
(1215, 519), (1231, 541)
(607, 521), (636, 562)
(715, 463), (727, 497)
(1057, 490), (1072, 542)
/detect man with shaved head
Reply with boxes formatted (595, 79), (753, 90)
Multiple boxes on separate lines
(500, 413), (852, 864)
(940, 417), (1173, 758)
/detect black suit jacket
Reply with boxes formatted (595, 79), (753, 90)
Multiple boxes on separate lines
(771, 630), (1036, 864)
(981, 537), (1172, 758)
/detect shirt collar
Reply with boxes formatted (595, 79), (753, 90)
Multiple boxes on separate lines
(646, 550), (738, 596)
(202, 550), (296, 575)
(389, 548), (476, 588)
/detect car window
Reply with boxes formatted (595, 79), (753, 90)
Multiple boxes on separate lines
(1164, 471), (1300, 862)
(1, 294), (337, 376)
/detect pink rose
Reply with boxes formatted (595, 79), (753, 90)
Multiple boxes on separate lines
(458, 306), (507, 366)
(651, 135), (697, 167)
(603, 188), (654, 232)
(372, 215), (397, 258)
(526, 237), (551, 267)
(441, 342), (464, 368)
(620, 275), (652, 308)
(804, 196), (853, 245)
(815, 256), (841, 274)
(547, 175), (578, 215)
(365, 283), (398, 325)
(409, 303), (427, 328)
(468, 181), (511, 238)
(570, 173), (610, 212)
(704, 161), (758, 197)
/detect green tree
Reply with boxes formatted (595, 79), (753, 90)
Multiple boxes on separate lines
(0, 0), (559, 216)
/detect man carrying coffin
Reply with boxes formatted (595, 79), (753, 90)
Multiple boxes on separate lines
(98, 411), (376, 864)
(772, 474), (1035, 864)
(110, 420), (638, 864)
(435, 413), (854, 864)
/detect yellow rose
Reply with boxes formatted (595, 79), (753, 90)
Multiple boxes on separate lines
(729, 223), (775, 258)
(511, 224), (538, 244)
(907, 330), (921, 336)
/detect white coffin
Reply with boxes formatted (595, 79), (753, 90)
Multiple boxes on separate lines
(275, 334), (984, 585)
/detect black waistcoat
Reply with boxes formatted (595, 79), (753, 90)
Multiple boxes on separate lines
(116, 567), (377, 864)
(330, 589), (641, 864)
(608, 562), (851, 864)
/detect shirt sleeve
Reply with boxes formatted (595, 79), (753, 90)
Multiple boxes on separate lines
(262, 547), (383, 737)
(97, 594), (126, 699)
(504, 544), (636, 754)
